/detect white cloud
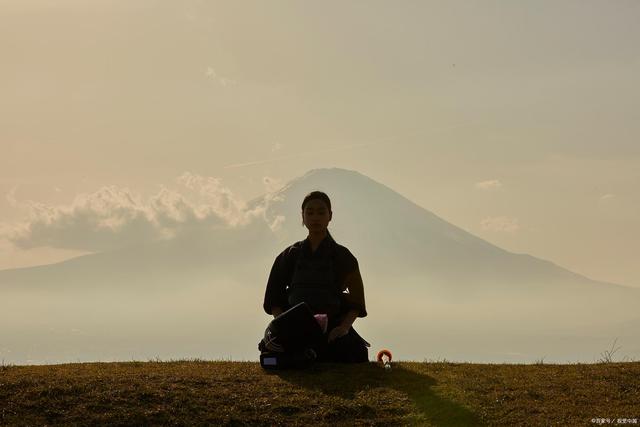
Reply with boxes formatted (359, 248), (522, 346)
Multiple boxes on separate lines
(205, 67), (216, 78)
(599, 193), (615, 202)
(268, 215), (286, 232)
(271, 142), (284, 152)
(475, 179), (503, 190)
(1, 173), (271, 252)
(480, 216), (520, 233)
(205, 66), (237, 87)
(6, 186), (19, 207)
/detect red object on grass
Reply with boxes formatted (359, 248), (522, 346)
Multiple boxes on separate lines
(376, 349), (392, 363)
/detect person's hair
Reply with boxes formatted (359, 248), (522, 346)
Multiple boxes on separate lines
(301, 191), (332, 212)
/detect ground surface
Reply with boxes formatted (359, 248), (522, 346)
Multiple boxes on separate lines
(1, 360), (639, 426)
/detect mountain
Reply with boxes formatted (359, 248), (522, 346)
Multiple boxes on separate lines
(1, 167), (639, 364)
(2, 167), (626, 294)
(250, 168), (633, 294)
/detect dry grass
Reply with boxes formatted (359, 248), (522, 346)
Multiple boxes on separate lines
(1, 360), (639, 426)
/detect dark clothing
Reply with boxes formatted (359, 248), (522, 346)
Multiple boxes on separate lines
(263, 231), (367, 321)
(259, 326), (368, 368)
(315, 326), (369, 363)
(260, 231), (369, 365)
(258, 302), (369, 366)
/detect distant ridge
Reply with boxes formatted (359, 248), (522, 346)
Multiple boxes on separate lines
(248, 167), (625, 292)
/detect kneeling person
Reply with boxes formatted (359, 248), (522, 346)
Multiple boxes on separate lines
(259, 191), (369, 368)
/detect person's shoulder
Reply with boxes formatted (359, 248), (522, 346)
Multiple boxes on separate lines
(333, 242), (358, 266)
(277, 240), (304, 258)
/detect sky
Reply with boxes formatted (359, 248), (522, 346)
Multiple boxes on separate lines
(1, 0), (639, 287)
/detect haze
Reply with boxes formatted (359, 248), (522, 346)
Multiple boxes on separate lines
(1, 1), (639, 364)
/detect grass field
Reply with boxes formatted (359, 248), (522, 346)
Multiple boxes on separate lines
(1, 360), (639, 426)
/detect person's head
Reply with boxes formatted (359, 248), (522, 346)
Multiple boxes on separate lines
(301, 191), (332, 232)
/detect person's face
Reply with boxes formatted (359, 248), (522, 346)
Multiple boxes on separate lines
(302, 199), (332, 232)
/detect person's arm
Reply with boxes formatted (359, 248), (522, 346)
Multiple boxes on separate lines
(341, 263), (367, 318)
(340, 308), (359, 328)
(328, 253), (367, 342)
(263, 250), (291, 316)
(328, 308), (359, 342)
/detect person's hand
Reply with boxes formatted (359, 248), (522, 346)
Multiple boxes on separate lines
(327, 325), (350, 343)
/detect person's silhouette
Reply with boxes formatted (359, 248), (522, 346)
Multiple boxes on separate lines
(261, 191), (369, 365)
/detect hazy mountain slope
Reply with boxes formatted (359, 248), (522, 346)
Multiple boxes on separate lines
(0, 218), (277, 291)
(250, 168), (628, 291)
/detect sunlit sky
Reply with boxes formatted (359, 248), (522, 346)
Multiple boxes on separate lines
(1, 0), (639, 287)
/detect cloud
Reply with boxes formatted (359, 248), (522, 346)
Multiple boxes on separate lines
(480, 216), (520, 233)
(599, 194), (615, 202)
(1, 173), (271, 252)
(205, 66), (236, 87)
(475, 179), (503, 190)
(3, 186), (156, 251)
(268, 215), (286, 232)
(6, 186), (19, 207)
(271, 142), (284, 152)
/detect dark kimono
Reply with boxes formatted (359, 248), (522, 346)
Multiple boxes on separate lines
(262, 231), (369, 363)
(263, 232), (367, 320)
